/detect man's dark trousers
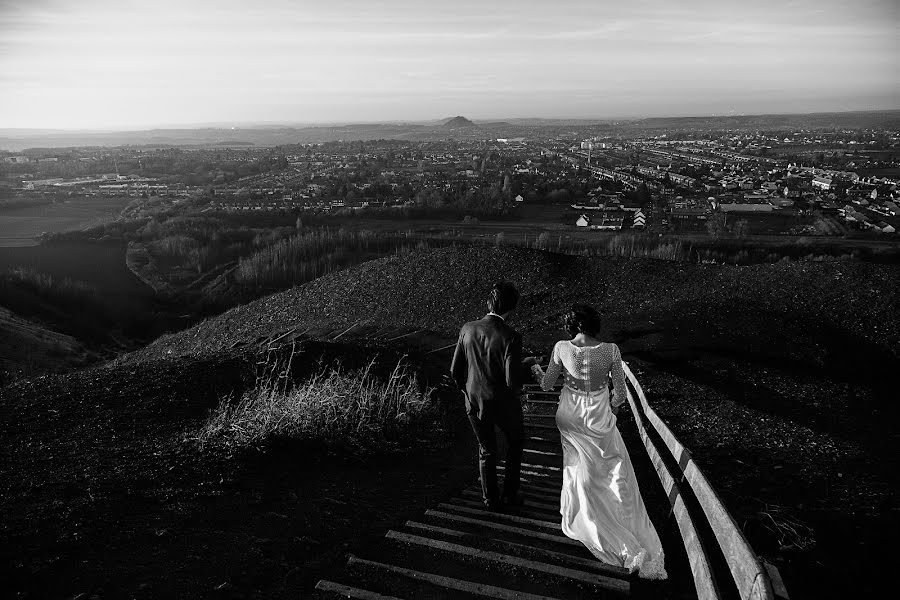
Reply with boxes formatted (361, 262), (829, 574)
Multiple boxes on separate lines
(468, 404), (524, 504)
(450, 313), (527, 507)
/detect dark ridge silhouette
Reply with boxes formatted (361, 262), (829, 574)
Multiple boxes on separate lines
(442, 115), (477, 128)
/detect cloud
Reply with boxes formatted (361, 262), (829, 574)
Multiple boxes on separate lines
(0, 0), (897, 127)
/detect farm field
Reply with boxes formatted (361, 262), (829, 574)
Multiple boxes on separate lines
(0, 196), (131, 246)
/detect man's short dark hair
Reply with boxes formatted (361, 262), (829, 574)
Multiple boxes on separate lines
(565, 304), (602, 337)
(487, 281), (519, 315)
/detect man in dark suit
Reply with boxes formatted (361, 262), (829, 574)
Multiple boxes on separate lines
(451, 282), (535, 511)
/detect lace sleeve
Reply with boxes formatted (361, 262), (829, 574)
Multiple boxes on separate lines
(610, 344), (627, 407)
(532, 342), (563, 391)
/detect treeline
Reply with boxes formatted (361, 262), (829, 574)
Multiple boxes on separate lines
(0, 196), (55, 210)
(491, 232), (900, 265)
(234, 228), (435, 291)
(0, 148), (277, 187)
(45, 216), (448, 309)
(138, 216), (298, 274)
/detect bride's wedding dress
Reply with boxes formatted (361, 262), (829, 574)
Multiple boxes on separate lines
(534, 340), (667, 579)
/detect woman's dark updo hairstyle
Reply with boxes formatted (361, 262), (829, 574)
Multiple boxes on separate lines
(487, 281), (519, 315)
(565, 304), (602, 337)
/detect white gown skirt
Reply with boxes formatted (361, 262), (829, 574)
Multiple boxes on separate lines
(556, 386), (667, 579)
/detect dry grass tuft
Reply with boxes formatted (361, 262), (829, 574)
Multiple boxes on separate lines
(197, 348), (437, 452)
(748, 504), (816, 553)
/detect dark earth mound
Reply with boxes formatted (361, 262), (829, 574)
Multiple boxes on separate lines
(131, 246), (900, 371)
(1, 306), (92, 378)
(1, 341), (473, 599)
(442, 116), (477, 128)
(3, 245), (898, 598)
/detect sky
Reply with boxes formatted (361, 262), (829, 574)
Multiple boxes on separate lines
(0, 0), (897, 129)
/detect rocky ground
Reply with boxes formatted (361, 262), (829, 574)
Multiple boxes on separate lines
(127, 245), (900, 367)
(2, 245), (898, 598)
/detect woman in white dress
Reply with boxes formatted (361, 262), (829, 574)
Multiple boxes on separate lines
(531, 305), (667, 579)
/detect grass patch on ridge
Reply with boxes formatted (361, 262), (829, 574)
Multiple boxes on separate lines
(197, 350), (438, 453)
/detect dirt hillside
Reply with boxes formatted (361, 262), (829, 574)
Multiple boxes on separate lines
(128, 245), (899, 366)
(3, 245), (898, 598)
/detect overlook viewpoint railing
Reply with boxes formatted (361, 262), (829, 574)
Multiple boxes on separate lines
(622, 361), (789, 600)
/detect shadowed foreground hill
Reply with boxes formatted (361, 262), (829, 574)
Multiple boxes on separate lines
(4, 245), (898, 598)
(121, 245), (900, 597)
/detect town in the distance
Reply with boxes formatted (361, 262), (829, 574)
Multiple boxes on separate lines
(2, 112), (899, 243)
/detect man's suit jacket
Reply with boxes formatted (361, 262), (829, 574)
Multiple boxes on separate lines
(450, 314), (525, 420)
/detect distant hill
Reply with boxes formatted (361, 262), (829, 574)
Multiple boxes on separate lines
(442, 116), (477, 128)
(0, 124), (433, 151)
(626, 109), (900, 131)
(3, 110), (898, 150)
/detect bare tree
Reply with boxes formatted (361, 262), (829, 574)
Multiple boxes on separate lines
(706, 211), (727, 237)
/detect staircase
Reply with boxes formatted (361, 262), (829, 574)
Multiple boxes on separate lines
(255, 321), (781, 599)
(313, 381), (641, 599)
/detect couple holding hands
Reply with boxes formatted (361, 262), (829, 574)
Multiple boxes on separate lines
(450, 282), (666, 579)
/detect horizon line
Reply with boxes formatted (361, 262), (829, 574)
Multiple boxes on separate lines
(2, 107), (899, 134)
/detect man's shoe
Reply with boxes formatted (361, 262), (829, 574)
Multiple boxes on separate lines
(484, 498), (504, 512)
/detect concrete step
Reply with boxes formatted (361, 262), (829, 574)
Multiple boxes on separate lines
(497, 463), (562, 480)
(350, 541), (624, 600)
(314, 579), (404, 600)
(519, 478), (564, 492)
(468, 483), (561, 503)
(384, 530), (630, 594)
(402, 520), (630, 578)
(348, 554), (568, 599)
(523, 447), (563, 459)
(460, 489), (560, 513)
(525, 435), (560, 445)
(446, 497), (561, 522)
(497, 467), (562, 482)
(505, 461), (562, 474)
(436, 502), (561, 532)
(524, 422), (560, 431)
(423, 508), (579, 547)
